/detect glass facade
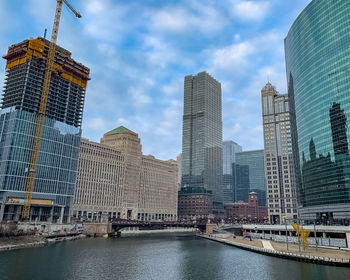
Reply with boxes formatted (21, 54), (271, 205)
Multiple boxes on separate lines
(285, 0), (350, 223)
(0, 107), (81, 222)
(222, 141), (242, 204)
(235, 150), (266, 206)
(181, 72), (223, 215)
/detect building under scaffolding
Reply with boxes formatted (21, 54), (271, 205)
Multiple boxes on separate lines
(0, 37), (90, 223)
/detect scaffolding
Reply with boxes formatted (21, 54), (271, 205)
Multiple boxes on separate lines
(2, 37), (90, 128)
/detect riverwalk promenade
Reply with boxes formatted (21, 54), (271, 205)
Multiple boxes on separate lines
(201, 234), (350, 266)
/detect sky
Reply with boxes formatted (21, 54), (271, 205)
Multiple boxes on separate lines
(0, 0), (311, 160)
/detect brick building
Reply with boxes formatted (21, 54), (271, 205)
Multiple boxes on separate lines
(225, 192), (267, 223)
(178, 187), (213, 219)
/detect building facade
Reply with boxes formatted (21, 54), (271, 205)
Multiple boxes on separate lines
(223, 141), (242, 204)
(180, 71), (223, 217)
(73, 127), (178, 222)
(178, 187), (213, 220)
(235, 150), (266, 206)
(261, 83), (297, 224)
(285, 0), (350, 224)
(0, 37), (89, 223)
(225, 192), (267, 223)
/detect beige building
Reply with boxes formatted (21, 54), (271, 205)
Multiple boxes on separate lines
(73, 126), (178, 222)
(261, 83), (297, 224)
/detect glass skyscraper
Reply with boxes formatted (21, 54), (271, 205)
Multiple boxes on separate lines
(180, 71), (223, 216)
(223, 140), (242, 204)
(285, 0), (350, 224)
(235, 150), (266, 206)
(0, 37), (89, 223)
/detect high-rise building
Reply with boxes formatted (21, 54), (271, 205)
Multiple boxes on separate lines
(223, 141), (242, 204)
(176, 154), (182, 191)
(0, 37), (90, 223)
(235, 150), (266, 206)
(285, 0), (350, 224)
(261, 83), (297, 224)
(179, 71), (223, 218)
(73, 127), (178, 222)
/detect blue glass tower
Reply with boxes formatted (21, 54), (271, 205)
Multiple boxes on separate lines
(285, 0), (350, 223)
(222, 140), (242, 204)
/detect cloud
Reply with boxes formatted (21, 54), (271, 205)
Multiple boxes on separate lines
(207, 29), (286, 77)
(210, 41), (255, 71)
(149, 3), (226, 33)
(162, 78), (183, 96)
(156, 100), (182, 136)
(84, 117), (108, 131)
(231, 1), (271, 22)
(129, 86), (152, 107)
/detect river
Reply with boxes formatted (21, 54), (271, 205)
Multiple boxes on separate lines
(0, 235), (349, 280)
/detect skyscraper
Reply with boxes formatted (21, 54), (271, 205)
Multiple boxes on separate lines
(261, 82), (297, 224)
(223, 141), (242, 204)
(0, 37), (90, 223)
(285, 0), (350, 224)
(235, 149), (266, 206)
(179, 71), (223, 217)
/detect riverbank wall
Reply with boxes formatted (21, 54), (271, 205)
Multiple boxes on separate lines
(200, 235), (350, 267)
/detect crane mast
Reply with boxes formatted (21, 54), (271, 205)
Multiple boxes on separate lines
(22, 0), (81, 220)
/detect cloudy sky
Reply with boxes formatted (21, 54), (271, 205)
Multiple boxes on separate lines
(0, 0), (311, 160)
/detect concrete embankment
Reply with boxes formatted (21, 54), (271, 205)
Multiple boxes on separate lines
(200, 235), (350, 267)
(0, 234), (86, 252)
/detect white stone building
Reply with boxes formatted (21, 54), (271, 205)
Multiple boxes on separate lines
(261, 83), (298, 224)
(73, 126), (178, 222)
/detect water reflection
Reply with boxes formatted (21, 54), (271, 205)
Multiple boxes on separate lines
(0, 236), (349, 280)
(301, 102), (350, 223)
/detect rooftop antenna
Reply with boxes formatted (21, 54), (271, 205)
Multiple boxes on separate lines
(44, 28), (47, 39)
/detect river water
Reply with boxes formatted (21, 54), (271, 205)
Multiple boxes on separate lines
(0, 235), (349, 280)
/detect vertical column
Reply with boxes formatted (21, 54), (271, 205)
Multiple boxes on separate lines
(47, 207), (54, 223)
(38, 207), (43, 222)
(0, 203), (5, 222)
(58, 206), (64, 224)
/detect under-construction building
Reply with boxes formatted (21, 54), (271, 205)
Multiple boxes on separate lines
(0, 37), (90, 223)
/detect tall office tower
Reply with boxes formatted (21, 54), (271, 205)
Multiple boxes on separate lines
(223, 141), (242, 204)
(0, 37), (90, 223)
(235, 150), (266, 206)
(261, 83), (297, 224)
(179, 71), (223, 218)
(285, 0), (350, 224)
(176, 154), (182, 191)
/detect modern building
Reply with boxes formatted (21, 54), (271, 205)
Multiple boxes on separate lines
(285, 0), (350, 224)
(176, 154), (182, 191)
(261, 83), (297, 224)
(225, 192), (267, 223)
(0, 37), (90, 223)
(180, 71), (223, 217)
(223, 141), (242, 204)
(73, 127), (178, 222)
(235, 150), (266, 206)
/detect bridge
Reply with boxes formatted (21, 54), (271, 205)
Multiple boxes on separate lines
(110, 219), (209, 233)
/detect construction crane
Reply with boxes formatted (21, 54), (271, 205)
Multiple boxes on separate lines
(22, 0), (81, 220)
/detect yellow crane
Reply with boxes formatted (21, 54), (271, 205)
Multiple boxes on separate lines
(22, 0), (81, 220)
